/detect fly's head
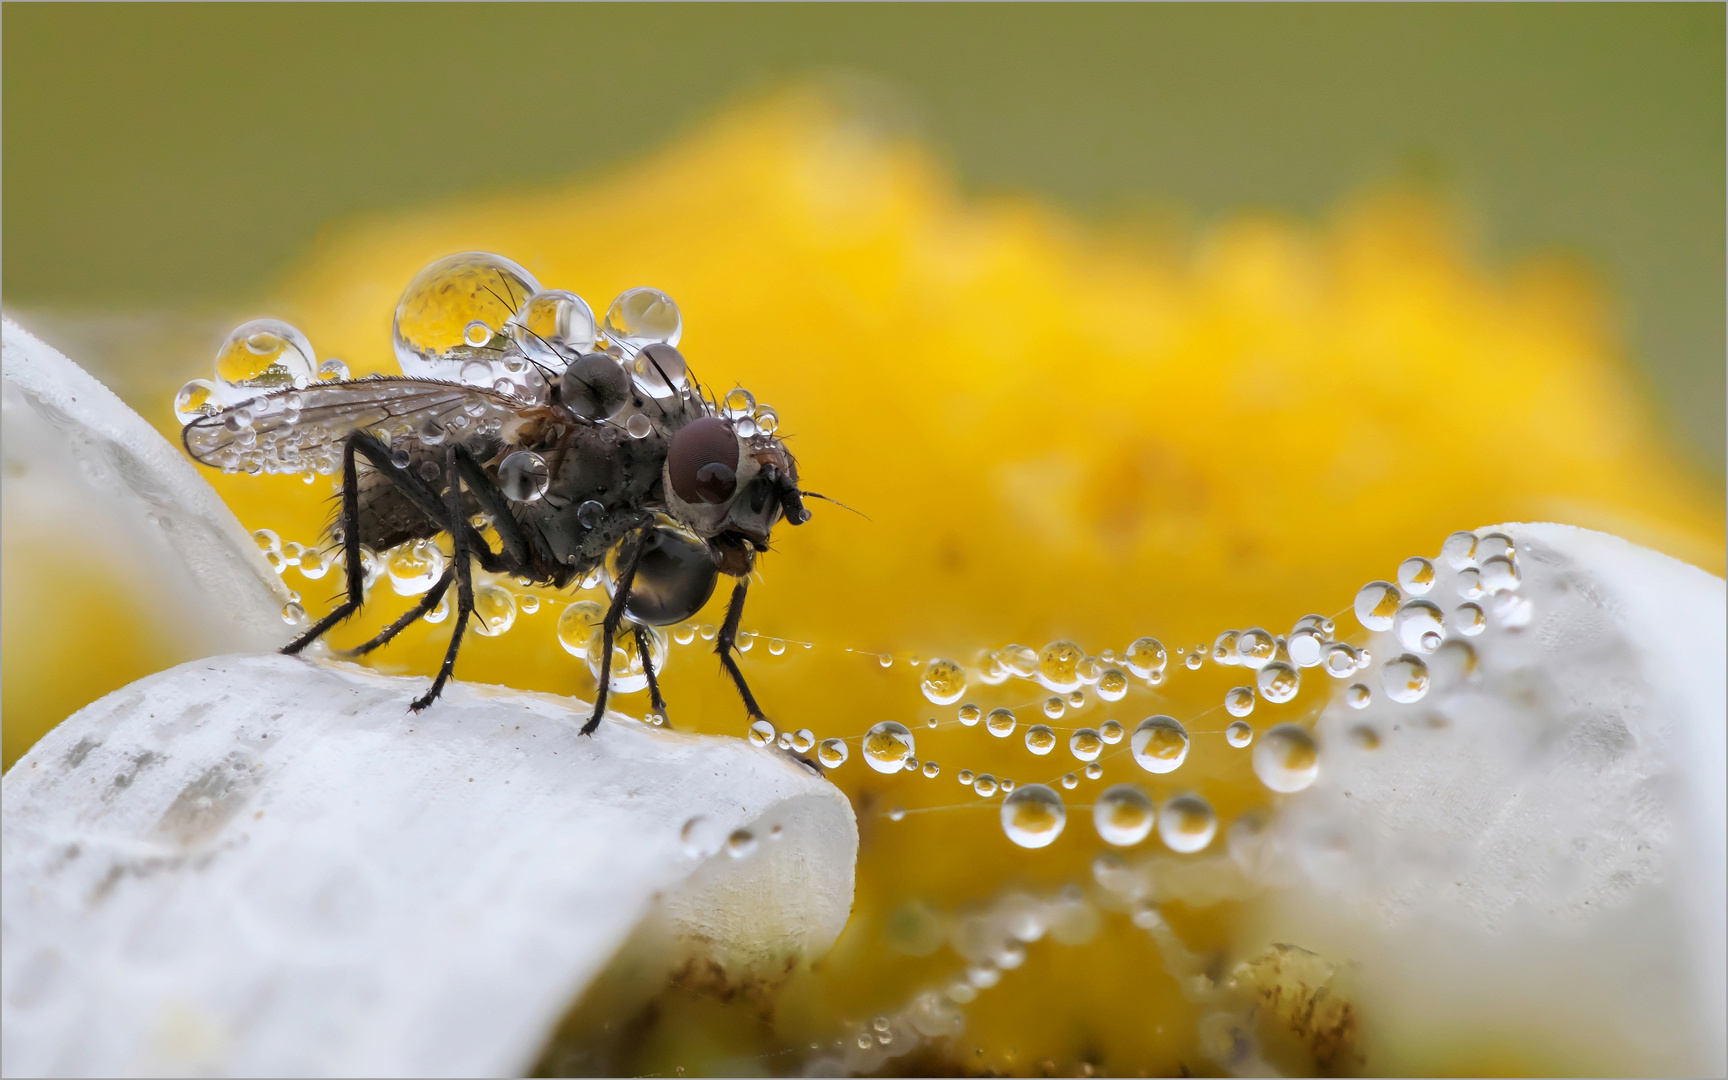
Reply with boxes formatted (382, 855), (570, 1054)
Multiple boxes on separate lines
(662, 415), (810, 573)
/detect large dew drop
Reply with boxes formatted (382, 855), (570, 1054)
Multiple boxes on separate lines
(387, 539), (446, 596)
(214, 319), (316, 399)
(1252, 723), (1320, 793)
(863, 721), (915, 774)
(1354, 580), (1402, 631)
(1382, 653), (1431, 703)
(1157, 793), (1217, 853)
(1000, 784), (1066, 849)
(921, 658), (967, 705)
(602, 286), (682, 352)
(1093, 784), (1154, 847)
(393, 252), (541, 382)
(1130, 715), (1190, 774)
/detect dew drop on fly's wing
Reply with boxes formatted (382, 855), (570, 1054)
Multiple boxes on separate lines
(393, 252), (541, 382)
(317, 357), (350, 382)
(214, 319), (316, 399)
(174, 379), (225, 424)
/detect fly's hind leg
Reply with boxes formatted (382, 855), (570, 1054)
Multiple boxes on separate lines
(583, 527), (649, 736)
(715, 578), (766, 722)
(346, 569), (453, 657)
(410, 444), (478, 712)
(634, 624), (668, 722)
(282, 435), (367, 655)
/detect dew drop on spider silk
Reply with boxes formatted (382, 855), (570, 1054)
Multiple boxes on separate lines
(317, 357), (350, 382)
(925, 716), (939, 729)
(1084, 762), (1103, 780)
(1454, 602), (1485, 636)
(972, 773), (999, 797)
(877, 654), (893, 669)
(1225, 686), (1255, 717)
(1382, 654), (1430, 703)
(1236, 628), (1275, 670)
(625, 413), (654, 439)
(863, 721), (915, 774)
(1322, 642), (1359, 678)
(902, 757), (919, 773)
(768, 638), (786, 656)
(1184, 652), (1202, 670)
(957, 768), (974, 785)
(1024, 725), (1057, 756)
(922, 760), (941, 778)
(1354, 580), (1402, 631)
(1252, 723), (1319, 793)
(726, 829), (757, 858)
(214, 319), (316, 397)
(1099, 719), (1124, 744)
(1131, 715), (1189, 774)
(921, 658), (967, 705)
(1346, 682), (1371, 708)
(1000, 644), (1038, 678)
(781, 728), (813, 754)
(1287, 628), (1325, 668)
(817, 738), (848, 767)
(1000, 778), (1016, 793)
(394, 253), (541, 381)
(252, 528), (281, 554)
(722, 387), (756, 421)
(557, 601), (603, 658)
(1256, 662), (1300, 704)
(1124, 637), (1166, 678)
(1441, 530), (1479, 569)
(388, 539), (446, 596)
(1212, 630), (1241, 665)
(1157, 793), (1218, 853)
(1395, 600), (1446, 653)
(174, 379), (225, 424)
(1397, 556), (1436, 596)
(280, 601), (305, 626)
(1036, 640), (1085, 692)
(1042, 696), (1066, 720)
(1096, 667), (1129, 701)
(748, 719), (776, 747)
(673, 624), (696, 645)
(1069, 727), (1103, 762)
(471, 582), (517, 637)
(1001, 784), (1066, 849)
(508, 288), (597, 365)
(603, 286), (682, 352)
(297, 548), (330, 581)
(1480, 554), (1521, 593)
(776, 732), (792, 751)
(1226, 720), (1254, 748)
(957, 703), (982, 727)
(985, 708), (1017, 738)
(1061, 773), (1079, 789)
(1094, 784), (1154, 847)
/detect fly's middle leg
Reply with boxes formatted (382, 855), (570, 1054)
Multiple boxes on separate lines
(635, 624), (669, 721)
(282, 434), (368, 655)
(715, 577), (766, 722)
(583, 526), (649, 736)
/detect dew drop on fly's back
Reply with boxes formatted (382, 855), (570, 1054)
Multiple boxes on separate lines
(625, 413), (654, 439)
(921, 658), (967, 705)
(1252, 723), (1319, 793)
(863, 721), (915, 773)
(1001, 784), (1066, 849)
(1093, 784), (1154, 846)
(722, 387), (756, 421)
(576, 500), (605, 530)
(559, 353), (631, 420)
(603, 287), (683, 352)
(498, 451), (550, 503)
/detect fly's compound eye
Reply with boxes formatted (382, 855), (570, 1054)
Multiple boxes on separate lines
(560, 352), (630, 420)
(667, 416), (739, 505)
(623, 527), (720, 625)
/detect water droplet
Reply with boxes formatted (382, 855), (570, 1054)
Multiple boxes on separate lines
(628, 342), (691, 399)
(1069, 728), (1103, 762)
(957, 768), (974, 785)
(1093, 784), (1154, 846)
(1480, 554), (1521, 593)
(557, 600), (604, 658)
(681, 815), (722, 858)
(722, 387), (756, 421)
(902, 757), (920, 773)
(1441, 530), (1478, 569)
(1184, 653), (1202, 670)
(754, 405), (779, 435)
(1454, 601), (1485, 636)
(214, 319), (316, 397)
(1042, 696), (1066, 720)
(1060, 773), (1079, 789)
(768, 638), (786, 656)
(985, 708), (1017, 738)
(1255, 662), (1300, 704)
(1226, 720), (1254, 747)
(727, 829), (757, 858)
(1428, 638), (1479, 691)
(1346, 683), (1371, 708)
(1252, 723), (1319, 792)
(673, 624), (696, 645)
(921, 658), (967, 705)
(1001, 784), (1066, 849)
(1099, 719), (1124, 744)
(1381, 654), (1430, 703)
(603, 286), (682, 352)
(387, 539), (446, 596)
(972, 773), (999, 797)
(571, 500), (604, 530)
(863, 721), (915, 773)
(392, 253), (540, 383)
(1354, 580), (1402, 631)
(698, 623), (717, 641)
(1287, 628), (1325, 668)
(1000, 778), (1016, 793)
(1236, 629), (1275, 669)
(957, 703), (982, 726)
(1477, 531), (1515, 562)
(1225, 686), (1255, 717)
(1393, 599), (1446, 653)
(1036, 640), (1085, 692)
(1095, 667), (1129, 701)
(471, 581), (517, 636)
(1322, 642), (1359, 678)
(922, 760), (941, 778)
(508, 288), (597, 364)
(748, 719), (775, 747)
(252, 528), (281, 554)
(625, 413), (654, 439)
(1083, 762), (1103, 780)
(1124, 637), (1167, 679)
(877, 654), (893, 668)
(1157, 793), (1217, 853)
(317, 357), (350, 382)
(1024, 725), (1057, 756)
(281, 601), (306, 625)
(1453, 567), (1484, 600)
(1130, 716), (1189, 774)
(1397, 556), (1436, 595)
(817, 738), (848, 767)
(1211, 630), (1241, 665)
(173, 379), (225, 424)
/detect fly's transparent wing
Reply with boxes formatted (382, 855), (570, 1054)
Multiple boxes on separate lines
(182, 376), (532, 476)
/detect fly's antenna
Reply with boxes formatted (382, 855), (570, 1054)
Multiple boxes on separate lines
(800, 491), (869, 520)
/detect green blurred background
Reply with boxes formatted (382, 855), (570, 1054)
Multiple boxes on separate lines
(3, 2), (1723, 472)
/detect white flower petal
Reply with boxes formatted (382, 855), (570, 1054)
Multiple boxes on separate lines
(1, 655), (857, 1077)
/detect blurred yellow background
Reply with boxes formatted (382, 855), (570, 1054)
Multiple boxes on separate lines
(3, 6), (1723, 1076)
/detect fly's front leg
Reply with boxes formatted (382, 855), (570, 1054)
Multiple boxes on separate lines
(283, 434), (366, 654)
(634, 625), (668, 722)
(411, 444), (476, 712)
(715, 578), (765, 722)
(583, 527), (648, 736)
